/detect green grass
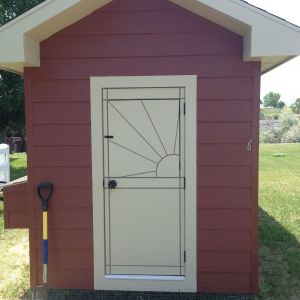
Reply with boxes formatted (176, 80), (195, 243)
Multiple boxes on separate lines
(259, 144), (300, 300)
(0, 153), (29, 300)
(9, 153), (27, 181)
(0, 153), (27, 235)
(1, 148), (300, 299)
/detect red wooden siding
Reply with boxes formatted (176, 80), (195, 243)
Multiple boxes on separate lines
(197, 188), (251, 209)
(197, 145), (252, 166)
(24, 0), (259, 293)
(35, 228), (93, 249)
(198, 230), (251, 252)
(36, 269), (93, 289)
(36, 249), (93, 270)
(198, 252), (251, 273)
(198, 273), (251, 293)
(32, 125), (91, 146)
(41, 32), (242, 58)
(3, 182), (28, 229)
(32, 146), (91, 167)
(35, 208), (92, 229)
(197, 123), (252, 144)
(30, 56), (254, 80)
(197, 100), (253, 122)
(32, 103), (90, 125)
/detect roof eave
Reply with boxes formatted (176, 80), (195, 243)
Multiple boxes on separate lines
(0, 0), (112, 74)
(171, 0), (300, 74)
(261, 56), (297, 75)
(0, 0), (300, 74)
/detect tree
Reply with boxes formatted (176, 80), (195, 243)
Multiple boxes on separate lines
(0, 1), (45, 25)
(0, 0), (45, 139)
(290, 98), (300, 114)
(276, 101), (286, 109)
(0, 71), (24, 134)
(263, 92), (286, 108)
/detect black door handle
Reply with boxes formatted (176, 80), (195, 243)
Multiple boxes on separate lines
(108, 180), (117, 189)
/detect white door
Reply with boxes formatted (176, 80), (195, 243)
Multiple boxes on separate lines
(91, 76), (197, 292)
(102, 88), (185, 277)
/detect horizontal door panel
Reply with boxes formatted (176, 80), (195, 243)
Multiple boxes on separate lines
(104, 177), (185, 189)
(105, 88), (181, 100)
(109, 266), (182, 276)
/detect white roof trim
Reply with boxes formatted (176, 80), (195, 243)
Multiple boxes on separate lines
(0, 0), (300, 74)
(171, 0), (300, 73)
(0, 0), (111, 73)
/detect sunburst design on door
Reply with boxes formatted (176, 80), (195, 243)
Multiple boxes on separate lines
(103, 89), (185, 180)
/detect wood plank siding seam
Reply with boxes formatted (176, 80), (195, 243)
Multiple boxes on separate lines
(53, 30), (234, 37)
(39, 54), (243, 59)
(198, 250), (252, 254)
(29, 76), (254, 82)
(29, 99), (255, 104)
(197, 186), (252, 188)
(30, 121), (253, 125)
(36, 54), (245, 59)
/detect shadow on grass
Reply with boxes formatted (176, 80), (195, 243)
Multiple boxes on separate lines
(9, 153), (27, 181)
(259, 207), (300, 299)
(10, 157), (21, 162)
(10, 166), (27, 181)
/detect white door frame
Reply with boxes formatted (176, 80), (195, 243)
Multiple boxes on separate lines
(91, 75), (197, 292)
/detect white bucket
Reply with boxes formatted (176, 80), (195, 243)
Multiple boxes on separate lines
(0, 144), (10, 183)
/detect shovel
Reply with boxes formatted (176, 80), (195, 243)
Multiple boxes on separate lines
(36, 182), (53, 299)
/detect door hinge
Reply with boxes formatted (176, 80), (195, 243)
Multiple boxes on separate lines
(183, 103), (186, 115)
(184, 251), (186, 263)
(103, 180), (105, 188)
(184, 177), (186, 189)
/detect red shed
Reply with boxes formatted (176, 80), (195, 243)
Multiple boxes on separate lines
(1, 0), (300, 294)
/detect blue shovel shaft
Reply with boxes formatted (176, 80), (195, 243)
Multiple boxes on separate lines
(42, 211), (48, 285)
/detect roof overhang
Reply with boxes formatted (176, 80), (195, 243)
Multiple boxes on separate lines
(0, 0), (300, 74)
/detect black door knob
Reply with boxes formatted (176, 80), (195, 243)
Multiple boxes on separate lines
(108, 180), (117, 189)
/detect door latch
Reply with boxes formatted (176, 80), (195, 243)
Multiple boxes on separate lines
(247, 139), (253, 151)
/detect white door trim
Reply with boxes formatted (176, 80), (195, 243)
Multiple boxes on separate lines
(91, 75), (197, 292)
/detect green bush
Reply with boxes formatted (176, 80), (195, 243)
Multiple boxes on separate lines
(260, 111), (300, 143)
(260, 127), (283, 144)
(279, 111), (299, 132)
(260, 110), (265, 120)
(282, 124), (300, 143)
(260, 108), (284, 120)
(290, 98), (300, 114)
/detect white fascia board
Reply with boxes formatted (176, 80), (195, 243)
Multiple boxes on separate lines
(250, 24), (300, 58)
(0, 0), (300, 74)
(0, 0), (112, 73)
